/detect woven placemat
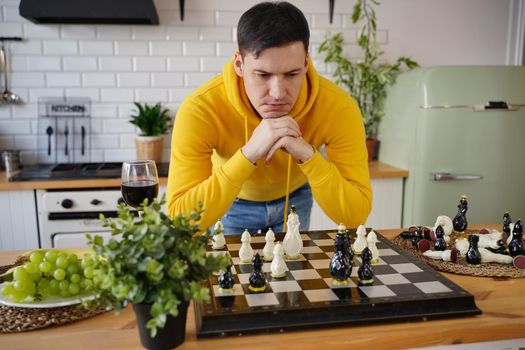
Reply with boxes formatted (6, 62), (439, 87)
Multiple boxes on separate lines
(392, 231), (525, 279)
(0, 259), (107, 333)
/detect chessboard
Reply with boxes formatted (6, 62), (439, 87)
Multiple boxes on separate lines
(195, 229), (481, 337)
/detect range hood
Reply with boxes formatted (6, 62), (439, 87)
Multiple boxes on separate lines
(19, 0), (159, 25)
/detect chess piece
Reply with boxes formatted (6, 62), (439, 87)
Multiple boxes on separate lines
(212, 220), (226, 250)
(503, 212), (512, 243)
(239, 229), (254, 263)
(352, 224), (367, 254)
(508, 220), (524, 257)
(478, 248), (513, 265)
(330, 231), (352, 285)
(455, 238), (469, 256)
(452, 195), (468, 239)
(248, 253), (267, 292)
(434, 225), (447, 251)
(366, 230), (380, 264)
(466, 234), (481, 267)
(434, 215), (453, 242)
(271, 243), (287, 278)
(357, 247), (374, 285)
(263, 228), (276, 262)
(423, 248), (459, 262)
(474, 230), (506, 254)
(283, 205), (303, 260)
(218, 264), (235, 293)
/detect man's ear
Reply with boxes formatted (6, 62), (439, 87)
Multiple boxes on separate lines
(233, 51), (244, 77)
(304, 53), (309, 71)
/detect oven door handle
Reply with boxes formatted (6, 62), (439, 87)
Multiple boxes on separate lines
(48, 210), (138, 220)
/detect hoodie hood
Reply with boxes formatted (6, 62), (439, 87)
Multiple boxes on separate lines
(222, 55), (320, 128)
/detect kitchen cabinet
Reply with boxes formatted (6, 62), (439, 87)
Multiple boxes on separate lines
(0, 190), (39, 250)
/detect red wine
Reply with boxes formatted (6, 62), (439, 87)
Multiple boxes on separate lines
(121, 180), (159, 208)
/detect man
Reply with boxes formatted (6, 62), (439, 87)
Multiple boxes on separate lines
(167, 1), (372, 234)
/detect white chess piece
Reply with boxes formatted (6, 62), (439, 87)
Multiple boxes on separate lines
(434, 215), (453, 242)
(239, 229), (254, 263)
(479, 247), (513, 264)
(211, 220), (226, 250)
(474, 230), (504, 250)
(366, 230), (380, 264)
(337, 223), (347, 233)
(423, 249), (455, 262)
(263, 228), (275, 262)
(283, 206), (303, 259)
(271, 243), (287, 278)
(507, 223), (515, 245)
(455, 239), (469, 256)
(352, 225), (367, 254)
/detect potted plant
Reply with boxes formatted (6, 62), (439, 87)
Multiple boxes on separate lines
(130, 102), (172, 163)
(87, 197), (229, 349)
(319, 0), (419, 161)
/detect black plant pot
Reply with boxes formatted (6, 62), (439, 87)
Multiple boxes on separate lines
(133, 301), (189, 350)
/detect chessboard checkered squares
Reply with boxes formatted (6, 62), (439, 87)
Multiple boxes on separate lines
(323, 278), (358, 289)
(245, 293), (280, 307)
(378, 248), (399, 256)
(312, 239), (334, 246)
(212, 284), (244, 297)
(269, 280), (302, 293)
(290, 269), (322, 280)
(303, 289), (339, 302)
(359, 285), (396, 298)
(308, 259), (331, 269)
(414, 281), (452, 294)
(390, 263), (423, 274)
(375, 273), (411, 285)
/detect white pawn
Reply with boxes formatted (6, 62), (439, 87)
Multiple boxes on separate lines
(434, 215), (453, 242)
(212, 220), (226, 250)
(366, 230), (380, 264)
(239, 229), (254, 263)
(479, 247), (513, 264)
(455, 239), (469, 256)
(352, 224), (367, 254)
(423, 249), (455, 262)
(283, 206), (303, 260)
(271, 243), (287, 278)
(263, 228), (275, 262)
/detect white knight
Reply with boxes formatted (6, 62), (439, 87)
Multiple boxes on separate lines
(352, 225), (367, 254)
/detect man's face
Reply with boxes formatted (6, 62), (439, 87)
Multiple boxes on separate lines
(234, 42), (308, 119)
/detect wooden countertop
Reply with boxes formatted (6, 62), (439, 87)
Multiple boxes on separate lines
(1, 225), (524, 350)
(0, 161), (407, 191)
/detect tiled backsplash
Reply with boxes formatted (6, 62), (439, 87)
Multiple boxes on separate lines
(0, 0), (519, 164)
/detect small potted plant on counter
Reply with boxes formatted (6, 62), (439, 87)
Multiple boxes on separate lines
(130, 102), (172, 164)
(88, 197), (229, 349)
(319, 0), (418, 161)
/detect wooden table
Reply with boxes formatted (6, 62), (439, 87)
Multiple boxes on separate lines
(1, 226), (524, 349)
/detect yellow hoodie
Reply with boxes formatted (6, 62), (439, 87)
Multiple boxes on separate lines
(167, 57), (372, 230)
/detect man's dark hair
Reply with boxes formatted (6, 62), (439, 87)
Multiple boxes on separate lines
(237, 1), (310, 58)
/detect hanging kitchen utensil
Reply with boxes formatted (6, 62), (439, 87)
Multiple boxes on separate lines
(64, 123), (69, 156)
(46, 126), (53, 156)
(81, 125), (85, 155)
(0, 44), (22, 104)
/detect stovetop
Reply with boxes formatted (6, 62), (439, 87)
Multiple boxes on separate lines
(9, 162), (169, 181)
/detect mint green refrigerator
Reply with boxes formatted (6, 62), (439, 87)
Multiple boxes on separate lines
(378, 66), (525, 227)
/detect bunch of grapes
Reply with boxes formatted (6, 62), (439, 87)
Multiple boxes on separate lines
(1, 250), (97, 303)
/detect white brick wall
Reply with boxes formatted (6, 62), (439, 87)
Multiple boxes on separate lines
(0, 0), (519, 165)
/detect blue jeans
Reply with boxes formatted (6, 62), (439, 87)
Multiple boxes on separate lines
(220, 183), (313, 235)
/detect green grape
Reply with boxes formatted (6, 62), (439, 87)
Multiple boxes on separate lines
(83, 266), (94, 279)
(80, 256), (93, 269)
(1, 283), (15, 296)
(13, 266), (28, 281)
(66, 263), (79, 275)
(49, 280), (59, 295)
(28, 272), (40, 282)
(24, 262), (38, 274)
(29, 251), (45, 264)
(39, 261), (52, 273)
(10, 290), (27, 303)
(67, 254), (78, 264)
(53, 268), (66, 281)
(70, 273), (81, 284)
(68, 283), (80, 295)
(44, 250), (58, 262)
(55, 256), (69, 269)
(59, 289), (71, 298)
(58, 280), (69, 291)
(83, 279), (94, 291)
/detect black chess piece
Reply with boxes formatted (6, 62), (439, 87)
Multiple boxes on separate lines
(330, 232), (352, 284)
(465, 234), (481, 267)
(453, 195), (469, 233)
(248, 253), (266, 292)
(503, 212), (512, 242)
(508, 220), (524, 257)
(218, 265), (235, 291)
(358, 247), (374, 285)
(434, 225), (447, 251)
(400, 226), (424, 240)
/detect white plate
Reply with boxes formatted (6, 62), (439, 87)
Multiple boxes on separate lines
(0, 282), (97, 308)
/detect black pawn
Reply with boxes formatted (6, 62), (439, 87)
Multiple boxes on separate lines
(248, 253), (266, 292)
(434, 225), (447, 251)
(509, 220), (524, 257)
(218, 265), (235, 290)
(466, 234), (481, 267)
(503, 212), (512, 242)
(330, 233), (351, 282)
(453, 195), (468, 233)
(358, 247), (374, 285)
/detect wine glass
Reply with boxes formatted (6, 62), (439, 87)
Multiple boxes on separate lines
(121, 160), (159, 211)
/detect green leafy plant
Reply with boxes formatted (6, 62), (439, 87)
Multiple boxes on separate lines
(130, 102), (171, 137)
(87, 197), (230, 337)
(319, 0), (418, 139)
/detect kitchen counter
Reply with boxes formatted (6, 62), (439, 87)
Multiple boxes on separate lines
(1, 225), (524, 350)
(0, 161), (408, 190)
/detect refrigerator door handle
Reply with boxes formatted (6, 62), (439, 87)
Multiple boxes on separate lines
(432, 172), (483, 181)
